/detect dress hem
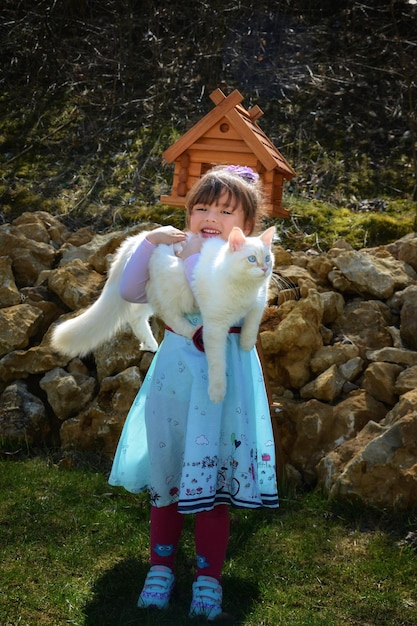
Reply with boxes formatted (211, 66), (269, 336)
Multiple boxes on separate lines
(177, 492), (279, 513)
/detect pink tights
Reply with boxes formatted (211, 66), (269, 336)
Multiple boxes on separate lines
(150, 502), (230, 581)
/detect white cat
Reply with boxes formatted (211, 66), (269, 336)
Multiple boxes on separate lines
(51, 226), (275, 402)
(192, 225), (275, 402)
(51, 232), (197, 357)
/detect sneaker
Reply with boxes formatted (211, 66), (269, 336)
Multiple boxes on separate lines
(137, 565), (175, 609)
(189, 575), (223, 621)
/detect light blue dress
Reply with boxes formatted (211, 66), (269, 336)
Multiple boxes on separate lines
(109, 314), (278, 513)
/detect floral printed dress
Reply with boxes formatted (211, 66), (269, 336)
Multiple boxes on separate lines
(109, 314), (278, 513)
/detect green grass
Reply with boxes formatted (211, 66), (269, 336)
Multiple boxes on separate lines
(1, 453), (416, 626)
(274, 196), (417, 251)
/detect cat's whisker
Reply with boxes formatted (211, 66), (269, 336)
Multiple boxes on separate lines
(269, 272), (301, 304)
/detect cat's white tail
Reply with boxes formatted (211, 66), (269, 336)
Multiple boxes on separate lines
(51, 234), (158, 358)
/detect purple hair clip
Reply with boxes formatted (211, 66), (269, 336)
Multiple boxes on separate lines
(225, 165), (259, 184)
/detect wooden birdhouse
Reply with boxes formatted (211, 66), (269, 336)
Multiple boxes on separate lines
(160, 88), (295, 217)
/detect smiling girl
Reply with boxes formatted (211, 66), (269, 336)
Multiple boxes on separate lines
(109, 165), (279, 620)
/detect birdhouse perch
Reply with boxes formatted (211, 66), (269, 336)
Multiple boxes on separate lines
(160, 88), (295, 218)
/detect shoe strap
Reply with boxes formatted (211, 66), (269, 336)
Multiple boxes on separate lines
(194, 576), (222, 601)
(144, 566), (174, 590)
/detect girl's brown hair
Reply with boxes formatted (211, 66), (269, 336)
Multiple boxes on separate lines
(185, 165), (265, 235)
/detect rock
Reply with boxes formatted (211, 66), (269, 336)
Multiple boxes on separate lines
(271, 245), (292, 266)
(396, 233), (417, 272)
(0, 381), (50, 445)
(40, 367), (97, 420)
(0, 323), (69, 383)
(327, 268), (353, 294)
(91, 330), (146, 382)
(317, 413), (417, 510)
(383, 388), (417, 425)
(0, 256), (21, 307)
(260, 288), (323, 388)
(59, 224), (154, 273)
(320, 324), (334, 345)
(300, 364), (345, 402)
(277, 389), (386, 485)
(366, 346), (417, 366)
(279, 398), (334, 484)
(387, 325), (404, 348)
(306, 253), (335, 285)
(0, 304), (44, 358)
(48, 259), (104, 310)
(12, 211), (71, 246)
(97, 366), (142, 413)
(13, 216), (55, 244)
(331, 300), (394, 358)
(19, 292), (64, 339)
(329, 250), (416, 299)
(282, 463), (303, 493)
(316, 420), (387, 492)
(329, 239), (354, 254)
(59, 231), (120, 270)
(0, 225), (56, 286)
(338, 356), (364, 382)
(400, 285), (417, 350)
(21, 239), (56, 283)
(310, 343), (360, 375)
(395, 365), (417, 395)
(334, 390), (387, 436)
(319, 291), (345, 324)
(60, 366), (142, 456)
(362, 361), (403, 406)
(0, 344), (69, 382)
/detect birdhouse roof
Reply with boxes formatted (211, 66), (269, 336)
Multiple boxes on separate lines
(162, 88), (295, 179)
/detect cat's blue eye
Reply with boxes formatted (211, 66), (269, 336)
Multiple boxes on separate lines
(248, 255), (257, 263)
(265, 255), (271, 263)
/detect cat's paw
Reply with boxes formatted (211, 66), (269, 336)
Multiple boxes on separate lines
(140, 338), (158, 352)
(239, 335), (256, 352)
(208, 380), (226, 403)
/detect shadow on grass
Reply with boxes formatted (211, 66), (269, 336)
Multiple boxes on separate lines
(83, 556), (259, 625)
(83, 502), (276, 624)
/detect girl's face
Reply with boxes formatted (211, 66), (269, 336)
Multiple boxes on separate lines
(188, 191), (251, 241)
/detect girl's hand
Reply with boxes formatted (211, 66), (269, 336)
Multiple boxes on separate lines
(146, 226), (187, 245)
(176, 234), (203, 259)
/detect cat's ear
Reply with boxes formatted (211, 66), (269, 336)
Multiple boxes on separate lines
(260, 226), (276, 248)
(228, 227), (246, 251)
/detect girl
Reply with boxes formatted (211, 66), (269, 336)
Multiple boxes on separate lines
(109, 165), (279, 620)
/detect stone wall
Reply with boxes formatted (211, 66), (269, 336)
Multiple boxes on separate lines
(1, 211), (417, 509)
